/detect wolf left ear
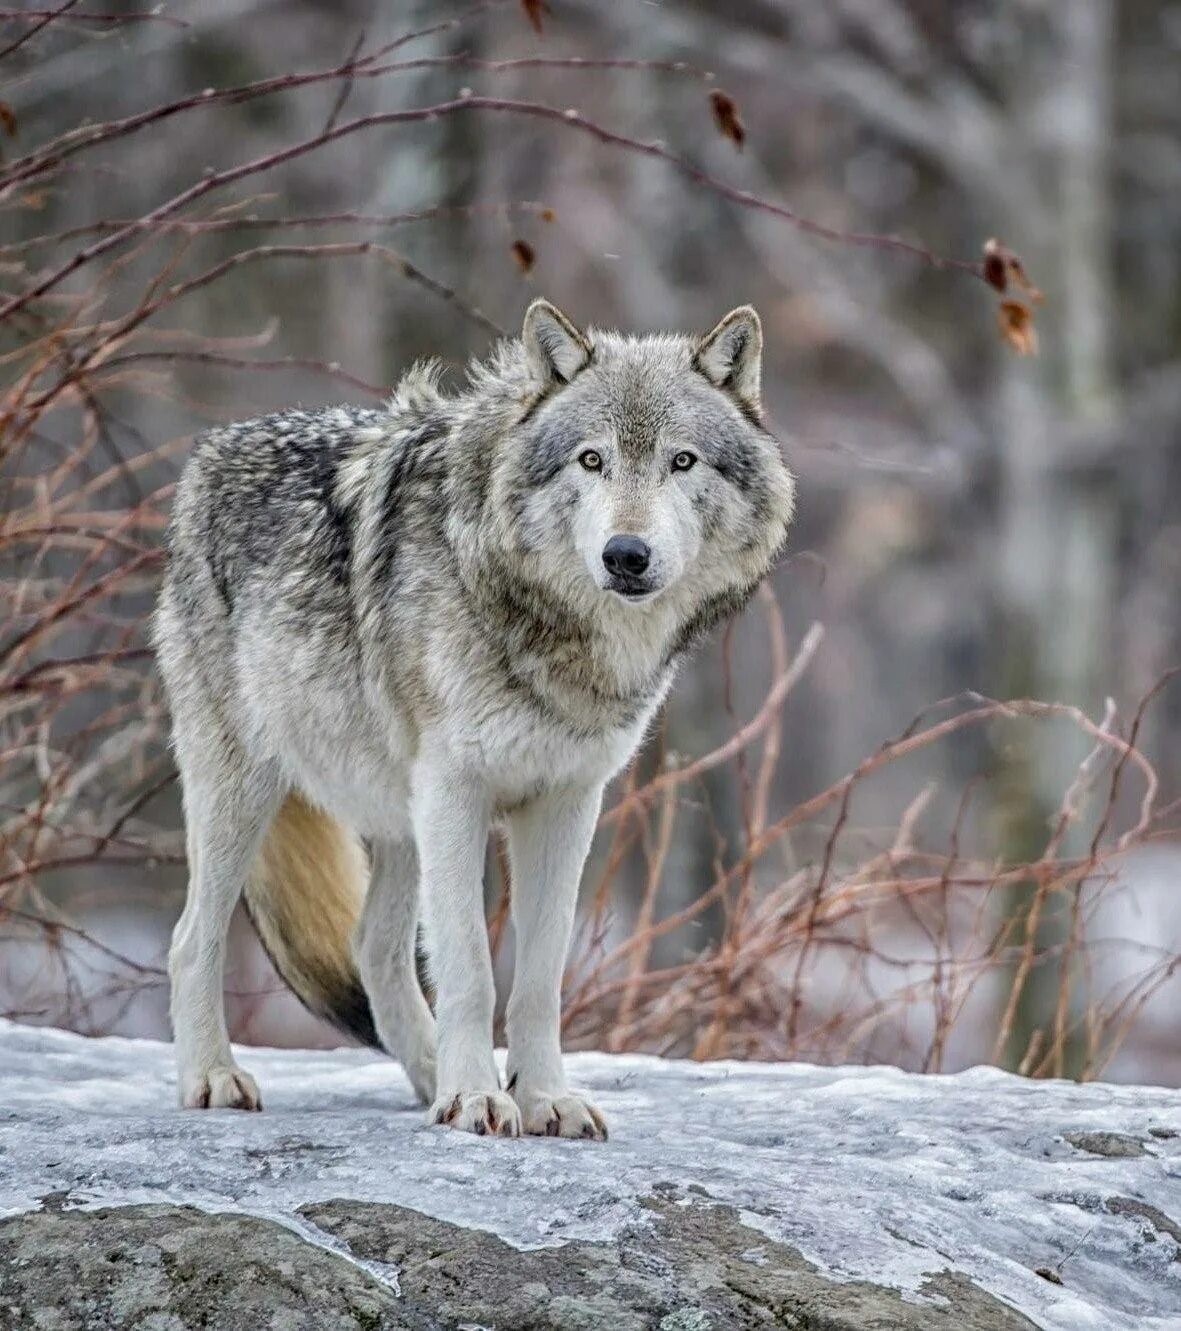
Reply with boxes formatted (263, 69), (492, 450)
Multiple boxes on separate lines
(522, 299), (592, 386)
(694, 305), (763, 416)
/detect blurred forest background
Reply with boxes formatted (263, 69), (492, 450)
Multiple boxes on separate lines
(2, 0), (1179, 1086)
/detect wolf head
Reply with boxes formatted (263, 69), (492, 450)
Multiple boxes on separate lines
(483, 300), (795, 646)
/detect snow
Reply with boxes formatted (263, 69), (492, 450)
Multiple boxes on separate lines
(1, 1020), (1179, 1330)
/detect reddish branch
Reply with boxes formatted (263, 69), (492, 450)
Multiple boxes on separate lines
(0, 7), (186, 23)
(0, 0), (78, 61)
(0, 203), (556, 256)
(1, 95), (983, 326)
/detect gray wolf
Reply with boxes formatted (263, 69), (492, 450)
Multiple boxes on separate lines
(153, 300), (796, 1138)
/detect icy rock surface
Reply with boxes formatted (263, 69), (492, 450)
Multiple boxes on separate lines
(1, 1020), (1179, 1329)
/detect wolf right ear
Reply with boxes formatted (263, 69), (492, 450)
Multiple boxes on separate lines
(522, 299), (592, 386)
(694, 305), (763, 417)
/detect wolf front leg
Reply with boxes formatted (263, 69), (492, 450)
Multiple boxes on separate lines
(412, 757), (520, 1136)
(169, 761), (280, 1110)
(505, 784), (608, 1140)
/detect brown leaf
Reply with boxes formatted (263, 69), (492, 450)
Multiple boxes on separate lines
(709, 89), (746, 150)
(998, 300), (1038, 356)
(982, 240), (1006, 292)
(511, 239), (535, 274)
(540, 207), (556, 223)
(0, 101), (16, 138)
(983, 238), (1043, 304)
(521, 0), (549, 35)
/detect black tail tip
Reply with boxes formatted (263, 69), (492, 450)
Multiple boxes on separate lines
(326, 979), (384, 1051)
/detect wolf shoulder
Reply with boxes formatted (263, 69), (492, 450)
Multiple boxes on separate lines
(168, 406), (388, 566)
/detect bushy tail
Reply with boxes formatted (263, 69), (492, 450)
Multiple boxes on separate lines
(242, 792), (381, 1048)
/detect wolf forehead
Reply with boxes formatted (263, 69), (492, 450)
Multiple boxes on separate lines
(522, 333), (765, 475)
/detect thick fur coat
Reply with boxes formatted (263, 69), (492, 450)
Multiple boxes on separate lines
(154, 300), (796, 1138)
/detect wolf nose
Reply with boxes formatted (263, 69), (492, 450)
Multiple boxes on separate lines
(602, 535), (651, 578)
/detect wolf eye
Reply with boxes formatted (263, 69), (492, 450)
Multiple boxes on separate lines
(672, 450), (697, 472)
(578, 449), (603, 472)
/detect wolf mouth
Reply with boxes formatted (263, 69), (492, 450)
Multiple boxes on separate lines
(608, 579), (660, 603)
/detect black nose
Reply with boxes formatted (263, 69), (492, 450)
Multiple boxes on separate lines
(602, 534), (651, 578)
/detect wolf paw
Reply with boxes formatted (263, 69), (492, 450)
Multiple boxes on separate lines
(513, 1089), (608, 1140)
(180, 1065), (262, 1111)
(429, 1090), (521, 1137)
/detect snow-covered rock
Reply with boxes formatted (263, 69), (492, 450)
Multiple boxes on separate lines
(0, 1020), (1178, 1329)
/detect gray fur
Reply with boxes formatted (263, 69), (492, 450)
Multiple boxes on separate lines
(154, 300), (796, 1134)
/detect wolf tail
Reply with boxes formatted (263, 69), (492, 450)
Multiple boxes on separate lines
(242, 792), (382, 1048)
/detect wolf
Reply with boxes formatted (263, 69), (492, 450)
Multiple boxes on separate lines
(153, 299), (795, 1139)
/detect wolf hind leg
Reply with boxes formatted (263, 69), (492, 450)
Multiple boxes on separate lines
(355, 837), (437, 1105)
(169, 752), (281, 1110)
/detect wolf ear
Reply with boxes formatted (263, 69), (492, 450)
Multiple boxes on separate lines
(522, 299), (592, 386)
(694, 305), (763, 416)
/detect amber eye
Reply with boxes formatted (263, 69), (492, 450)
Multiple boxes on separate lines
(578, 449), (603, 472)
(672, 450), (697, 472)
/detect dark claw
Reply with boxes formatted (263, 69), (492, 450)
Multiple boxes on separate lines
(547, 1116), (560, 1137)
(442, 1093), (463, 1125)
(474, 1119), (487, 1136)
(581, 1122), (596, 1139)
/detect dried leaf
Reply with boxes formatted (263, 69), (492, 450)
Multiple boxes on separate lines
(983, 238), (1043, 304)
(511, 239), (535, 274)
(521, 0), (549, 36)
(982, 241), (1006, 293)
(709, 89), (746, 150)
(998, 300), (1038, 356)
(0, 102), (16, 138)
(540, 207), (556, 223)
